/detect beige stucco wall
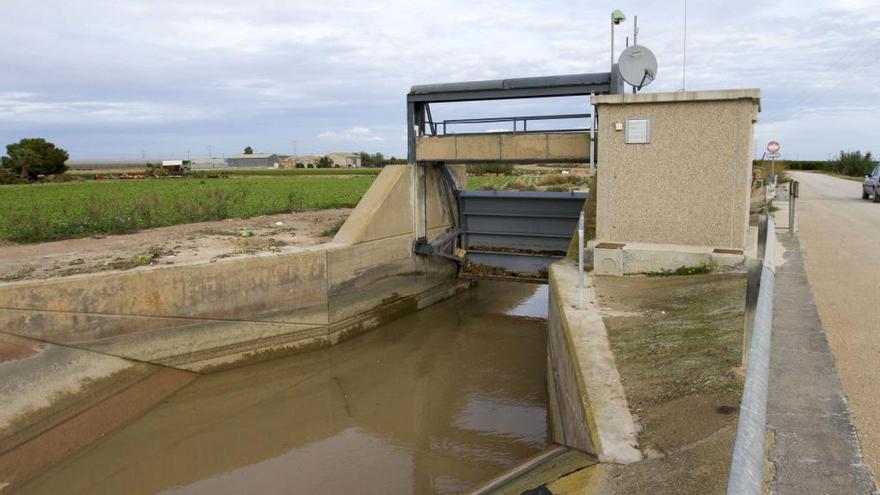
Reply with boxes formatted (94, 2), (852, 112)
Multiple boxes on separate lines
(416, 132), (590, 162)
(593, 89), (759, 250)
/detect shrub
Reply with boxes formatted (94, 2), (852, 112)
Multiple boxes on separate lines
(831, 150), (875, 177)
(467, 163), (514, 175)
(776, 160), (831, 171)
(754, 159), (790, 184)
(537, 174), (589, 186)
(507, 179), (536, 191)
(0, 169), (26, 185)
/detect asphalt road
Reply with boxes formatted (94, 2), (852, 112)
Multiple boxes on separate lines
(789, 171), (880, 477)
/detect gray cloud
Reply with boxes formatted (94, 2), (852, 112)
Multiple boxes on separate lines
(0, 0), (878, 159)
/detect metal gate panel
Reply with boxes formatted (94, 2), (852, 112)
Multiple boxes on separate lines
(458, 190), (587, 280)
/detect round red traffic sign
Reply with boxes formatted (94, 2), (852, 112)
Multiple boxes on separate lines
(767, 140), (780, 154)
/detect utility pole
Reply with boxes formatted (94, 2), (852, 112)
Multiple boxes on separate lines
(682, 0), (688, 91)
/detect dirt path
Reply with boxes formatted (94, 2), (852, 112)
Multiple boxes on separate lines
(789, 171), (880, 475)
(0, 209), (351, 282)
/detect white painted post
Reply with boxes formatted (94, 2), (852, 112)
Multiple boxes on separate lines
(578, 210), (585, 310)
(589, 94), (596, 175)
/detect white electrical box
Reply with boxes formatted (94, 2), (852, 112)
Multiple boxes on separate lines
(625, 118), (651, 144)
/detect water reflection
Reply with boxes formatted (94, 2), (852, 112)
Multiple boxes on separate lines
(21, 281), (549, 495)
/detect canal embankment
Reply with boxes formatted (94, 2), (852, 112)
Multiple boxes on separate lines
(0, 164), (467, 492)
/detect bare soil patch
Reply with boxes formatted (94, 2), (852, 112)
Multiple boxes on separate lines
(0, 209), (350, 282)
(594, 273), (746, 456)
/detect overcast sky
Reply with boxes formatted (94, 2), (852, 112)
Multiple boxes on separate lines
(1, 0), (878, 160)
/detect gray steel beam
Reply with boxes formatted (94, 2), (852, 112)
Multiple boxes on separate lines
(408, 73), (618, 103)
(407, 102), (417, 164)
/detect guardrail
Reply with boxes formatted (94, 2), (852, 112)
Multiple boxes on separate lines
(439, 113), (591, 135)
(726, 215), (776, 495)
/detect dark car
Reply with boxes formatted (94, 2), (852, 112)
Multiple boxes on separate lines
(863, 165), (880, 203)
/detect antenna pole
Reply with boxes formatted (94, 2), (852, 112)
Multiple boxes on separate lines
(682, 0), (688, 91)
(611, 17), (615, 66)
(634, 15), (638, 45)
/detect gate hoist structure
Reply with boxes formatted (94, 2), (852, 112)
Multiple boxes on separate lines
(408, 70), (625, 280)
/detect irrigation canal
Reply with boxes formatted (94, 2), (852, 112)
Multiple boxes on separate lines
(19, 281), (550, 495)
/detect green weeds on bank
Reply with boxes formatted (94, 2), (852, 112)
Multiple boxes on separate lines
(0, 176), (374, 243)
(647, 264), (713, 277)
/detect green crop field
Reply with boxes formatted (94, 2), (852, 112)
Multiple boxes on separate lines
(67, 168), (382, 178)
(225, 168), (381, 176)
(466, 175), (533, 190)
(0, 176), (375, 243)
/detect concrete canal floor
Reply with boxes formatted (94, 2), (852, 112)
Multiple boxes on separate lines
(16, 281), (551, 495)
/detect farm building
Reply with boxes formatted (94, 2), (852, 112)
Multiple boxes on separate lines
(294, 153), (362, 168)
(226, 153), (280, 168)
(326, 152), (362, 168)
(296, 155), (322, 168)
(190, 158), (228, 169)
(161, 159), (191, 174)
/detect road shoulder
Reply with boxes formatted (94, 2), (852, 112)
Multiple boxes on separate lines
(767, 230), (877, 493)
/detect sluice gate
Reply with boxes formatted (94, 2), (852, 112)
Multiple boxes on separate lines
(457, 190), (586, 280)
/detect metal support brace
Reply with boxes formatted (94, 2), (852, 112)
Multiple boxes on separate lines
(412, 228), (464, 263)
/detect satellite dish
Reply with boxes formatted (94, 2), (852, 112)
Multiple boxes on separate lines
(618, 45), (658, 90)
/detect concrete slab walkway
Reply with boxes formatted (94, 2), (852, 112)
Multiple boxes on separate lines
(766, 231), (877, 494)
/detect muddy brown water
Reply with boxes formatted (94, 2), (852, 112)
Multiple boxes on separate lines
(20, 282), (550, 495)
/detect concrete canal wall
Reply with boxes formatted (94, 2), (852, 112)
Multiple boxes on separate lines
(546, 260), (642, 464)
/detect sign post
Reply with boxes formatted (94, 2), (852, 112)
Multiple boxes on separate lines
(766, 140), (781, 186)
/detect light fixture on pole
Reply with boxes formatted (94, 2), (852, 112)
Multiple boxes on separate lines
(611, 9), (626, 66)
